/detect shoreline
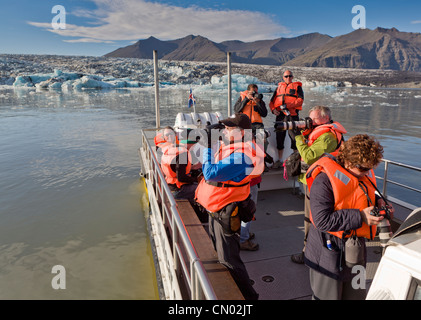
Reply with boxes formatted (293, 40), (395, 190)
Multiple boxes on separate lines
(1, 53), (421, 89)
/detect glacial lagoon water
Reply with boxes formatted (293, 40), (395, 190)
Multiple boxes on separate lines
(0, 85), (420, 299)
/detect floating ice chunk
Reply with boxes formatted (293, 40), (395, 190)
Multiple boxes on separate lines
(61, 80), (73, 92)
(14, 76), (35, 87)
(73, 75), (113, 90)
(205, 74), (273, 93)
(310, 85), (337, 93)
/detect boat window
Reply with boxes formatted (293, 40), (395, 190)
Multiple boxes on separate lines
(407, 278), (421, 300)
(413, 285), (421, 300)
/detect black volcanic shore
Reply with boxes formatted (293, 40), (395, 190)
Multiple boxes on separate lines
(1, 54), (421, 88)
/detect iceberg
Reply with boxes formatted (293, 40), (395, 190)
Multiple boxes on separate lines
(309, 85), (337, 93)
(198, 74), (274, 93)
(12, 69), (146, 91)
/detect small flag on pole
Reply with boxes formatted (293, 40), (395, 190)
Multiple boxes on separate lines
(188, 88), (196, 109)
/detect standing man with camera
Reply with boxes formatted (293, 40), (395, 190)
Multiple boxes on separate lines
(234, 84), (268, 251)
(291, 106), (347, 264)
(194, 113), (264, 300)
(269, 70), (304, 168)
(234, 84), (267, 130)
(304, 134), (394, 300)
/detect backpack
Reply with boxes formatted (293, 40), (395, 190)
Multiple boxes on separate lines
(283, 151), (302, 179)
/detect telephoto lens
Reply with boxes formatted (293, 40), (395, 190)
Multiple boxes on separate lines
(378, 219), (393, 247)
(371, 207), (393, 247)
(274, 117), (313, 132)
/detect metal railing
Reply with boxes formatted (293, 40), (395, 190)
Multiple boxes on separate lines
(139, 129), (217, 300)
(376, 159), (421, 209)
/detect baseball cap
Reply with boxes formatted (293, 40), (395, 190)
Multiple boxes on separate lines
(220, 113), (252, 130)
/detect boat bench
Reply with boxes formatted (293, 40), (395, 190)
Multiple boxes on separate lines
(176, 199), (244, 300)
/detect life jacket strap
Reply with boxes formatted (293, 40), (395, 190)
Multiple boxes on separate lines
(205, 180), (249, 188)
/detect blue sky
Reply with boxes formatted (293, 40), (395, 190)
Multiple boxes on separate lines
(1, 0), (421, 56)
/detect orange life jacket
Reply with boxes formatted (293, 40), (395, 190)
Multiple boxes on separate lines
(307, 122), (347, 156)
(306, 155), (377, 240)
(160, 144), (192, 189)
(195, 140), (264, 213)
(270, 82), (303, 116)
(239, 91), (263, 124)
(154, 131), (180, 148)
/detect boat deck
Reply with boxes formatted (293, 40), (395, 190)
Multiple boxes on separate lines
(139, 128), (416, 300)
(240, 186), (390, 300)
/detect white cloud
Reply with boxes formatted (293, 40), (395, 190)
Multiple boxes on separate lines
(27, 0), (289, 43)
(411, 20), (421, 24)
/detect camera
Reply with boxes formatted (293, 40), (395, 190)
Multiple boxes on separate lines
(251, 92), (263, 100)
(280, 104), (290, 116)
(275, 117), (313, 132)
(370, 206), (393, 247)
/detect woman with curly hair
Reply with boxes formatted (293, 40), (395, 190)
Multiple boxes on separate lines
(303, 134), (394, 300)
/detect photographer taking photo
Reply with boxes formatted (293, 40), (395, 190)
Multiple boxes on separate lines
(291, 106), (347, 264)
(234, 84), (267, 129)
(304, 134), (394, 300)
(194, 113), (265, 300)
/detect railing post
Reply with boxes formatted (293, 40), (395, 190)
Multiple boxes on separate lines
(383, 161), (389, 198)
(153, 50), (160, 129)
(227, 52), (232, 117)
(172, 205), (180, 275)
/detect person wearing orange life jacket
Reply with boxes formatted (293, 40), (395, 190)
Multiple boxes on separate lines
(303, 134), (395, 300)
(194, 113), (264, 300)
(157, 127), (197, 201)
(291, 106), (347, 264)
(234, 84), (268, 127)
(269, 70), (304, 167)
(234, 84), (272, 170)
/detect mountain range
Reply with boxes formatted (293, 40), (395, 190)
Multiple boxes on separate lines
(105, 28), (421, 72)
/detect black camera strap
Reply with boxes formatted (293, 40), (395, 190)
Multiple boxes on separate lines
(358, 181), (373, 207)
(366, 178), (390, 206)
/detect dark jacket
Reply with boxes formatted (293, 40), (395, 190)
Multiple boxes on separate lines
(233, 97), (268, 123)
(304, 172), (367, 281)
(167, 153), (196, 191)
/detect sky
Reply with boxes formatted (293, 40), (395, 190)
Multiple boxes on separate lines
(1, 0), (421, 56)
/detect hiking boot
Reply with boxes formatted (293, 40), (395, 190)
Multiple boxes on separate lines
(240, 240), (259, 251)
(290, 252), (304, 264)
(272, 160), (282, 169)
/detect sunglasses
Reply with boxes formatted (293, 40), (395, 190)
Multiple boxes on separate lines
(284, 75), (293, 78)
(355, 164), (372, 172)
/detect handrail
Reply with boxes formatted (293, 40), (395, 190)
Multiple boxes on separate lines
(375, 159), (421, 208)
(139, 129), (217, 300)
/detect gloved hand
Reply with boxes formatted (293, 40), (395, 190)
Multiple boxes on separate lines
(280, 104), (290, 116)
(301, 128), (312, 138)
